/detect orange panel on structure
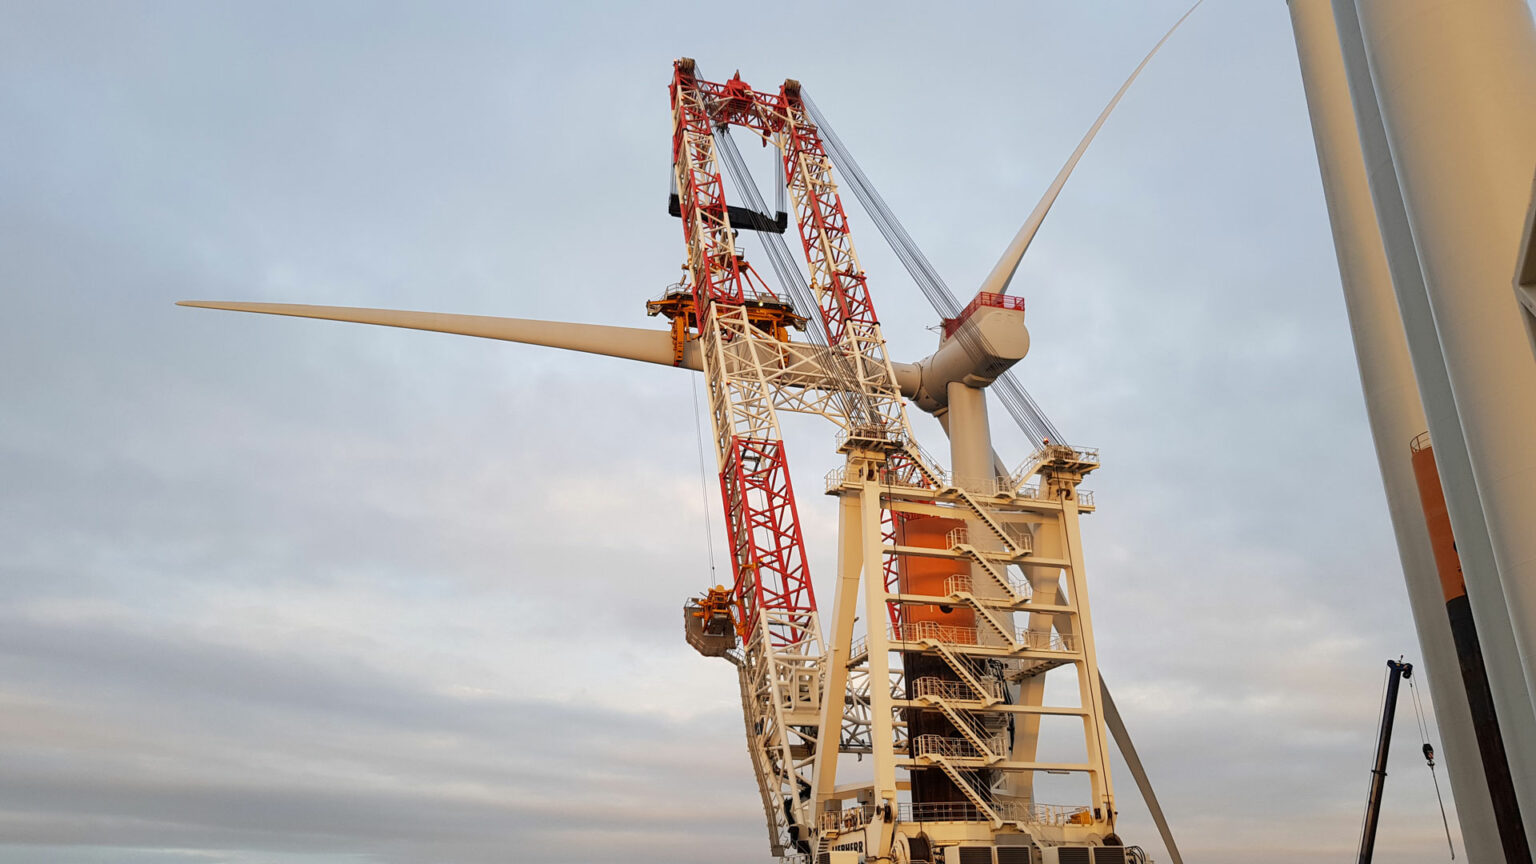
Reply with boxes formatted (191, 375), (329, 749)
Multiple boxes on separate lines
(1410, 440), (1467, 602)
(897, 516), (974, 633)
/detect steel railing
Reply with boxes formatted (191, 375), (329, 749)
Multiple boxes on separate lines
(894, 620), (980, 646)
(946, 525), (1034, 556)
(1017, 630), (1076, 652)
(1410, 430), (1432, 453)
(942, 572), (1033, 603)
(826, 462), (948, 495)
(949, 474), (1021, 498)
(895, 621), (1075, 653)
(897, 799), (1092, 827)
(912, 733), (1007, 761)
(849, 623), (1075, 659)
(819, 804), (875, 833)
(834, 425), (909, 452)
(1012, 444), (1100, 483)
(824, 465), (849, 494)
(912, 675), (1004, 702)
(819, 798), (1091, 831)
(940, 292), (1027, 338)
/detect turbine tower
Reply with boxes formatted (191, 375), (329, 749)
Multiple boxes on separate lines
(181, 16), (1200, 861)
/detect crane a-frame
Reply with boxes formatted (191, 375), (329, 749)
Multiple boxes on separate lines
(665, 58), (1120, 864)
(182, 32), (1202, 863)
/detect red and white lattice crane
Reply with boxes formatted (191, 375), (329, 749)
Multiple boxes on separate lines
(182, 18), (1199, 862)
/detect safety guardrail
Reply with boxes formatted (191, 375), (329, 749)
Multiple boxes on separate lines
(943, 572), (1033, 603)
(1410, 430), (1432, 453)
(852, 622), (1075, 658)
(946, 525), (1033, 555)
(819, 804), (874, 833)
(825, 465), (849, 494)
(1012, 444), (1100, 483)
(912, 675), (1004, 702)
(897, 799), (1091, 826)
(941, 292), (1027, 338)
(912, 733), (1007, 761)
(834, 425), (908, 452)
(949, 474), (1020, 498)
(819, 798), (1093, 830)
(894, 620), (980, 646)
(826, 463), (946, 495)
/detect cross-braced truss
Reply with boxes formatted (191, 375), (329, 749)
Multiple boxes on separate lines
(669, 57), (1124, 864)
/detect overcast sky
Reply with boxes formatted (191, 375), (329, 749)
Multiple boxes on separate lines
(0, 2), (1486, 862)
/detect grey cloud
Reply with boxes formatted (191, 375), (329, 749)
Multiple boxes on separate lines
(0, 1), (1478, 862)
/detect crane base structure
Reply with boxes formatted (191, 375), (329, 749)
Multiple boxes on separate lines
(690, 439), (1136, 864)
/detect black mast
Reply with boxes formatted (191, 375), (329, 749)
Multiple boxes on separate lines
(1358, 659), (1413, 864)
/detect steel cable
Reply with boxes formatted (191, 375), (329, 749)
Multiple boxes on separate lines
(802, 91), (1064, 449)
(713, 125), (880, 430)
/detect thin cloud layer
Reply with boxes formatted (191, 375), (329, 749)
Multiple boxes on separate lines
(1, 2), (1467, 862)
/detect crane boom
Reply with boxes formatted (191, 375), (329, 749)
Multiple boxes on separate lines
(670, 58), (826, 855)
(667, 59), (1131, 864)
(181, 52), (1171, 864)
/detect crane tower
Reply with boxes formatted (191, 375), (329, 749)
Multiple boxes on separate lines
(180, 47), (1204, 864)
(663, 59), (1123, 864)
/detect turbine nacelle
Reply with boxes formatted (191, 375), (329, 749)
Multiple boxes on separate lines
(902, 297), (1031, 415)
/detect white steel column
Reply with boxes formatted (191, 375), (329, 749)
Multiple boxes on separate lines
(1355, 0), (1536, 722)
(860, 474), (900, 813)
(1058, 492), (1114, 825)
(1286, 0), (1499, 853)
(814, 492), (866, 804)
(945, 383), (993, 489)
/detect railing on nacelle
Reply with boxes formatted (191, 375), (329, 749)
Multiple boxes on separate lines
(940, 292), (1027, 338)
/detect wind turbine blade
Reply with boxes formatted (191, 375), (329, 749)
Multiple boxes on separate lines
(1101, 675), (1185, 864)
(981, 0), (1204, 296)
(177, 301), (700, 370)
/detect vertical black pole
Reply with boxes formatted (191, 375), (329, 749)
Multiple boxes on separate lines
(1359, 660), (1412, 864)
